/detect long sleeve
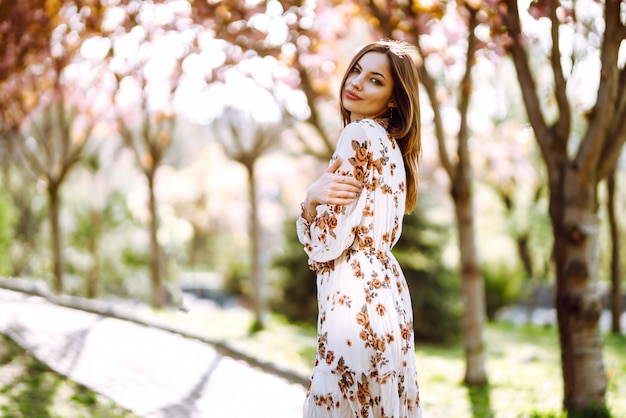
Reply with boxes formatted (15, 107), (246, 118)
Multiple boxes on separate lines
(296, 122), (372, 264)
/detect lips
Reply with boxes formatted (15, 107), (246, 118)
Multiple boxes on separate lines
(344, 90), (362, 100)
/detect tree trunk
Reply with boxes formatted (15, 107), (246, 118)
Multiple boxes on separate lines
(247, 162), (265, 332)
(552, 168), (607, 411)
(452, 178), (487, 386)
(86, 209), (101, 299)
(606, 168), (622, 334)
(517, 234), (540, 324)
(49, 182), (63, 294)
(147, 172), (164, 308)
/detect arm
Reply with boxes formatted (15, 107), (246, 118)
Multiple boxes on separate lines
(301, 157), (363, 222)
(297, 123), (370, 263)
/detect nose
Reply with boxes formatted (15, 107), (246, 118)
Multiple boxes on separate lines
(350, 75), (363, 90)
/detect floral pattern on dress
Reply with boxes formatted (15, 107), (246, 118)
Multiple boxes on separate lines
(297, 119), (422, 418)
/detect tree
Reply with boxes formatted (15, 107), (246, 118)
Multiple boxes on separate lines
(104, 0), (204, 308)
(0, 1), (108, 293)
(188, 0), (352, 158)
(496, 0), (626, 412)
(0, 0), (104, 82)
(212, 82), (285, 331)
(479, 120), (553, 321)
(349, 0), (491, 385)
(19, 99), (94, 294)
(114, 102), (176, 308)
(68, 153), (113, 299)
(9, 52), (101, 295)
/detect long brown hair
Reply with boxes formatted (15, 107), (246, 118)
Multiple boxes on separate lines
(339, 40), (421, 214)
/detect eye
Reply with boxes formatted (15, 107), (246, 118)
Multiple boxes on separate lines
(370, 78), (382, 85)
(351, 66), (361, 74)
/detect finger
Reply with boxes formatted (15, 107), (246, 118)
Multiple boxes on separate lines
(327, 158), (342, 173)
(337, 176), (361, 188)
(329, 196), (358, 206)
(330, 188), (360, 199)
(334, 187), (361, 197)
(334, 181), (362, 192)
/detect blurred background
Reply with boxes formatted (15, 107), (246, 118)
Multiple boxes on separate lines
(0, 0), (625, 416)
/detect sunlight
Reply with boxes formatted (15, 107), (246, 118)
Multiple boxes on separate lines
(80, 36), (111, 60)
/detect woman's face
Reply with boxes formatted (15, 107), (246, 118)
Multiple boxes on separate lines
(342, 51), (394, 123)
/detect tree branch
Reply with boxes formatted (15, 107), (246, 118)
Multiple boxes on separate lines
(39, 105), (55, 168)
(597, 62), (626, 179)
(363, 0), (456, 177)
(549, 0), (570, 141)
(504, 0), (553, 157)
(366, 0), (395, 36)
(416, 61), (455, 179)
(64, 117), (93, 172)
(117, 116), (144, 176)
(574, 0), (623, 182)
(457, 6), (479, 181)
(295, 54), (334, 158)
(15, 133), (46, 177)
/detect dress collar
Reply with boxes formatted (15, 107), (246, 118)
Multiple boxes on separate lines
(374, 117), (390, 130)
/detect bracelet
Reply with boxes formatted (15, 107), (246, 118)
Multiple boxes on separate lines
(301, 202), (316, 219)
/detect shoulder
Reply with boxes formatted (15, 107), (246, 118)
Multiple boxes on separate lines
(340, 119), (385, 140)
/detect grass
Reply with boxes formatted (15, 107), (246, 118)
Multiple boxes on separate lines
(0, 334), (138, 418)
(422, 323), (567, 417)
(418, 325), (624, 417)
(152, 304), (626, 418)
(4, 297), (622, 418)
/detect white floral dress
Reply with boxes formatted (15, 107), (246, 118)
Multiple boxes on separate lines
(297, 119), (422, 418)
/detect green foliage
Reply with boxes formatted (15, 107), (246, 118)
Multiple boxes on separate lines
(527, 411), (566, 418)
(223, 259), (252, 297)
(269, 218), (318, 324)
(121, 247), (147, 267)
(482, 260), (525, 320)
(568, 405), (613, 418)
(394, 207), (461, 343)
(0, 189), (17, 275)
(467, 385), (494, 418)
(527, 405), (614, 418)
(70, 385), (98, 406)
(69, 192), (130, 249)
(0, 168), (46, 276)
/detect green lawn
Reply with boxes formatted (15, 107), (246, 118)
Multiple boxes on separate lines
(153, 306), (626, 418)
(416, 324), (626, 417)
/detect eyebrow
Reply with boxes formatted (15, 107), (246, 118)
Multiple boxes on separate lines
(355, 63), (387, 80)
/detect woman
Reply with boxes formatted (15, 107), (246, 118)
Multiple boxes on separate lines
(297, 40), (422, 418)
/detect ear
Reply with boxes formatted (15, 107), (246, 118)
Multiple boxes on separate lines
(388, 101), (396, 109)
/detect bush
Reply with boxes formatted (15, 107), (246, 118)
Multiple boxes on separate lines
(0, 189), (17, 275)
(269, 219), (318, 324)
(394, 209), (461, 343)
(482, 260), (525, 320)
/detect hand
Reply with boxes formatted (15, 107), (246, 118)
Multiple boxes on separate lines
(303, 158), (363, 219)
